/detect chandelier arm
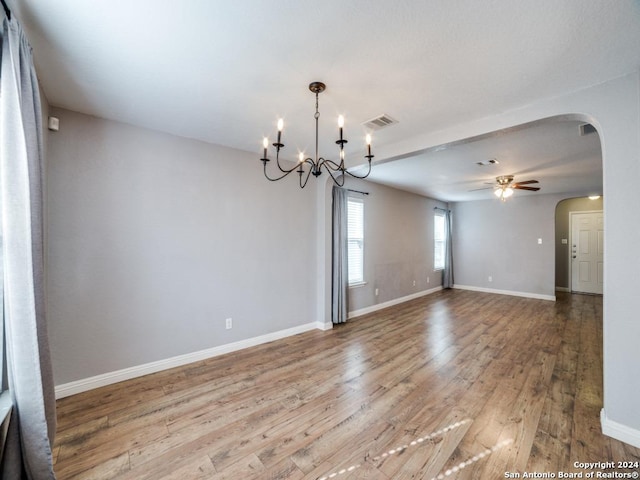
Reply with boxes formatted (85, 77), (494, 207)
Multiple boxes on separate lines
(299, 164), (315, 189)
(317, 157), (343, 173)
(303, 157), (317, 173)
(319, 157), (372, 180)
(322, 164), (346, 187)
(343, 159), (372, 179)
(315, 157), (350, 186)
(274, 148), (294, 173)
(263, 161), (299, 182)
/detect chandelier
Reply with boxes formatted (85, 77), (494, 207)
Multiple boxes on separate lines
(261, 82), (374, 188)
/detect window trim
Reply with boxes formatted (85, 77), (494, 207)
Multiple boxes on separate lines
(347, 195), (365, 286)
(434, 211), (446, 271)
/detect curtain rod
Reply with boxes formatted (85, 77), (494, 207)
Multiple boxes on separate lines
(434, 206), (448, 211)
(1, 0), (11, 20)
(346, 188), (369, 196)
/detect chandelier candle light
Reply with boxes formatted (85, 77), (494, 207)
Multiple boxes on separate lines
(261, 82), (374, 188)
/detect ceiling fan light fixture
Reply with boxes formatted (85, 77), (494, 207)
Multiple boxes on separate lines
(494, 186), (514, 201)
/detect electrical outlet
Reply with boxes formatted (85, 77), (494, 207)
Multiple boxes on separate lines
(225, 318), (232, 329)
(427, 276), (430, 284)
(375, 288), (379, 296)
(488, 276), (493, 282)
(413, 280), (416, 287)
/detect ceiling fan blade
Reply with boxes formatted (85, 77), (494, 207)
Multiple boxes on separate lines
(469, 186), (495, 192)
(514, 185), (541, 191)
(513, 179), (539, 185)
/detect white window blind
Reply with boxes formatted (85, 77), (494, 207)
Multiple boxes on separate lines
(347, 197), (364, 284)
(434, 212), (445, 271)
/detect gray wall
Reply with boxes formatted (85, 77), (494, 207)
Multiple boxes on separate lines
(451, 193), (569, 297)
(343, 178), (446, 313)
(46, 108), (316, 385)
(555, 196), (603, 289)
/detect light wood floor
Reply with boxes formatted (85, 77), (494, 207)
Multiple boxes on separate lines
(53, 290), (640, 479)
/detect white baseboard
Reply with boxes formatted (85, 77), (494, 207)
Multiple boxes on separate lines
(601, 409), (640, 448)
(453, 284), (556, 302)
(55, 322), (319, 399)
(348, 286), (443, 319)
(316, 321), (333, 331)
(555, 286), (571, 293)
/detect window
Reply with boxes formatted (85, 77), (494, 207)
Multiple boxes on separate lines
(434, 212), (446, 271)
(347, 196), (364, 284)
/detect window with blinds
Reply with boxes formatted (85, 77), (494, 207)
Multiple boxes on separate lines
(434, 212), (445, 271)
(347, 196), (365, 284)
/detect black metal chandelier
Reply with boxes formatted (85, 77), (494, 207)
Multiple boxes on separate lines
(261, 82), (374, 188)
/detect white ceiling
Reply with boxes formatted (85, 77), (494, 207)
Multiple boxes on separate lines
(12, 0), (640, 201)
(367, 118), (604, 201)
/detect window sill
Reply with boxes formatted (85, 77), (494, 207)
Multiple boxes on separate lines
(349, 281), (367, 289)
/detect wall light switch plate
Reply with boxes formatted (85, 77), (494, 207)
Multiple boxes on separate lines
(538, 238), (543, 244)
(48, 116), (59, 131)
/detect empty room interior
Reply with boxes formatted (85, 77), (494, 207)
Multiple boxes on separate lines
(2, 1), (640, 479)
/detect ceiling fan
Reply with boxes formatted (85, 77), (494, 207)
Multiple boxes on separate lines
(473, 175), (541, 201)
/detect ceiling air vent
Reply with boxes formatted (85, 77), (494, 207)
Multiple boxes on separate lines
(363, 114), (398, 131)
(579, 123), (597, 136)
(476, 158), (499, 166)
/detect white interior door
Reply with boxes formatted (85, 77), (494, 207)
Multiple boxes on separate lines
(570, 211), (604, 294)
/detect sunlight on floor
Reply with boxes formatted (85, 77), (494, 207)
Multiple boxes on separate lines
(317, 418), (512, 480)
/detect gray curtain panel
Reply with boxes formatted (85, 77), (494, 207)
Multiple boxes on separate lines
(443, 209), (454, 289)
(0, 17), (57, 480)
(331, 186), (349, 324)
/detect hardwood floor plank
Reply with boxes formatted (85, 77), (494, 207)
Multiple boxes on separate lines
(526, 298), (580, 473)
(377, 417), (473, 479)
(215, 384), (389, 472)
(54, 451), (130, 480)
(53, 290), (640, 480)
(154, 455), (217, 480)
(57, 418), (168, 466)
